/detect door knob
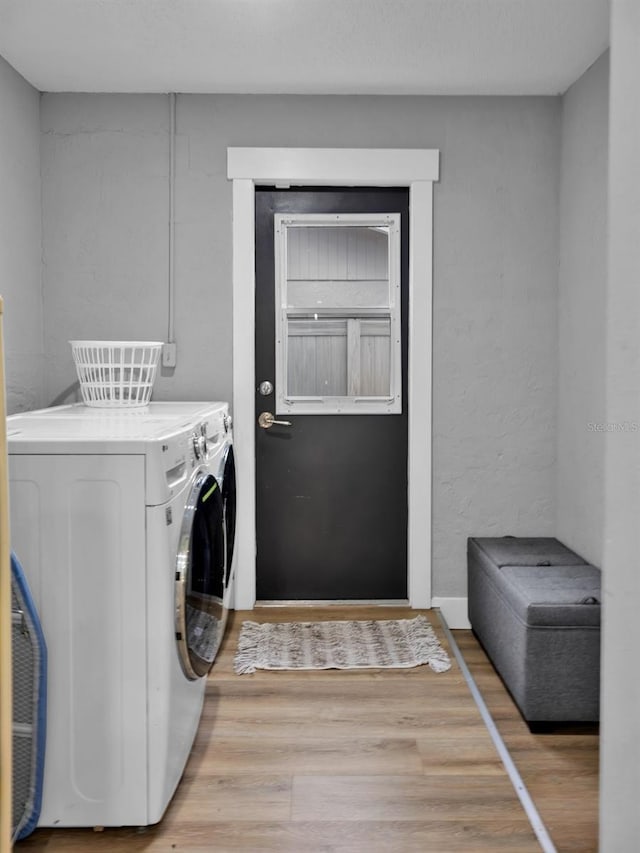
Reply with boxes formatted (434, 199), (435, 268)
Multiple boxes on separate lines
(258, 411), (291, 429)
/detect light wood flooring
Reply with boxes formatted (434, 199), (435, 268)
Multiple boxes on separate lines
(453, 629), (599, 852)
(16, 607), (598, 852)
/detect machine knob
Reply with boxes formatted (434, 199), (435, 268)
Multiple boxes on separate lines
(192, 432), (202, 459)
(200, 423), (208, 455)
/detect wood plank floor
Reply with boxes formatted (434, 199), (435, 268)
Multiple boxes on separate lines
(16, 607), (598, 852)
(453, 629), (599, 853)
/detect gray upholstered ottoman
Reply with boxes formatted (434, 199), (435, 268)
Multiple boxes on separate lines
(467, 537), (601, 725)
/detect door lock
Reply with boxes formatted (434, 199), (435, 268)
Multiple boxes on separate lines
(258, 411), (291, 429)
(258, 380), (274, 396)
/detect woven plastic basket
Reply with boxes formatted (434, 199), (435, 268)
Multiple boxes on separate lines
(70, 341), (162, 408)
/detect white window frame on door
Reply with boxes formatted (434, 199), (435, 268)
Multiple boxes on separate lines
(275, 212), (402, 415)
(227, 147), (439, 609)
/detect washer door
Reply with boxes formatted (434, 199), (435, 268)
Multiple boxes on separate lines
(222, 444), (236, 588)
(175, 470), (226, 679)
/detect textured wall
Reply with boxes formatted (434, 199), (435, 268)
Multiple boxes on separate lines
(40, 92), (561, 597)
(557, 52), (609, 569)
(600, 2), (640, 847)
(0, 56), (43, 413)
(430, 100), (560, 594)
(40, 95), (171, 403)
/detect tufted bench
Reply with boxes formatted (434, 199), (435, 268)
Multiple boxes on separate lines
(467, 536), (601, 726)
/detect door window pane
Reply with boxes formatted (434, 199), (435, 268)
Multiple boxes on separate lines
(287, 226), (390, 308)
(275, 214), (401, 415)
(287, 317), (348, 396)
(359, 318), (391, 397)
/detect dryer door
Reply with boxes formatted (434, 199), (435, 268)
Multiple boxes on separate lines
(222, 444), (236, 588)
(175, 470), (226, 679)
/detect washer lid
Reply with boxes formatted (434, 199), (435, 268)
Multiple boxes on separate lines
(7, 401), (228, 453)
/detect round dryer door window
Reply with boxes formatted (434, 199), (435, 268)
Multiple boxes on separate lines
(175, 470), (226, 679)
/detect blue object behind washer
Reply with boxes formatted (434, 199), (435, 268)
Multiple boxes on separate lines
(11, 551), (47, 841)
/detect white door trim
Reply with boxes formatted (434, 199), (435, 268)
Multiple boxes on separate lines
(228, 147), (439, 609)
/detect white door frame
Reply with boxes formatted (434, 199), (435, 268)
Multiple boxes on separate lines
(227, 148), (439, 609)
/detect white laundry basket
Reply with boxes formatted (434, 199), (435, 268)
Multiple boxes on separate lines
(70, 341), (162, 408)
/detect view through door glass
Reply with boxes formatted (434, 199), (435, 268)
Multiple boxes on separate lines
(255, 187), (409, 600)
(274, 214), (402, 415)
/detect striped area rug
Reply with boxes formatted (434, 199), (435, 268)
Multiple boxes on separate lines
(233, 615), (451, 675)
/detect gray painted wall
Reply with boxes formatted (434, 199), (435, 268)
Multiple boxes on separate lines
(557, 52), (609, 568)
(39, 92), (561, 598)
(600, 1), (640, 847)
(0, 56), (43, 414)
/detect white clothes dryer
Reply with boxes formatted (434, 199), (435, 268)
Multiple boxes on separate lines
(7, 401), (235, 828)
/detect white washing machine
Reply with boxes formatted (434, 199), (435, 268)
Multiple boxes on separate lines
(7, 401), (236, 827)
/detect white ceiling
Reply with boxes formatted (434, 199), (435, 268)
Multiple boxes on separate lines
(0, 0), (609, 96)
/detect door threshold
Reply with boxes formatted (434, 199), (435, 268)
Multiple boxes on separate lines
(255, 599), (411, 607)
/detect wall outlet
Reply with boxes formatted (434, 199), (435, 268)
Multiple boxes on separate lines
(162, 342), (177, 368)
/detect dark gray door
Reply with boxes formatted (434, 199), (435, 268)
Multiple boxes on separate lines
(255, 187), (409, 600)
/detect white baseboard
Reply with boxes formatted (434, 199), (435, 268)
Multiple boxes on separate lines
(431, 597), (471, 629)
(230, 592), (472, 629)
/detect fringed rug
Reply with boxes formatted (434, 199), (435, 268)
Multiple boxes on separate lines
(233, 615), (451, 675)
